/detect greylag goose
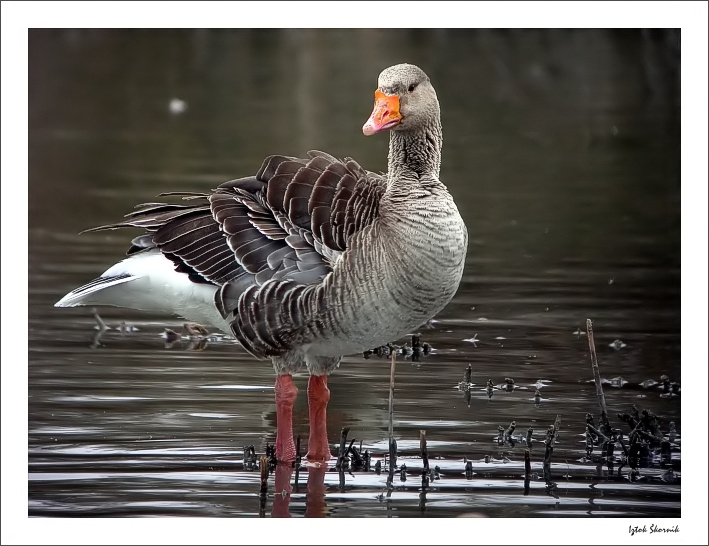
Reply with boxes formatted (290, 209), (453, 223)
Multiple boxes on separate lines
(55, 63), (468, 463)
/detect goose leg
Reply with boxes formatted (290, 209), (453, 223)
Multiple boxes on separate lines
(306, 374), (331, 461)
(274, 374), (298, 462)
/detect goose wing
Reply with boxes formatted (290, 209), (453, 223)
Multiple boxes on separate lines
(87, 150), (386, 355)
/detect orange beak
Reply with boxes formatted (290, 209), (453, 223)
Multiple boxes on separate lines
(362, 90), (402, 136)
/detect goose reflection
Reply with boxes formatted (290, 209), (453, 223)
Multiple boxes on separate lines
(270, 462), (329, 518)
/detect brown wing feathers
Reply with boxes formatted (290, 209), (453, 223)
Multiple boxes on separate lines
(223, 152), (386, 357)
(88, 151), (385, 357)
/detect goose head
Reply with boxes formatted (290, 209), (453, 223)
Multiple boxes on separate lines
(362, 63), (440, 136)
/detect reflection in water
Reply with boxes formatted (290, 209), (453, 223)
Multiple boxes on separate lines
(256, 424), (681, 517)
(28, 29), (681, 518)
(304, 465), (328, 518)
(269, 463), (328, 518)
(271, 464), (293, 518)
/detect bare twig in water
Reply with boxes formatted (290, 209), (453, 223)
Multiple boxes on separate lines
(543, 415), (562, 482)
(497, 425), (505, 445)
(266, 443), (277, 468)
(92, 308), (108, 331)
(586, 319), (631, 465)
(259, 456), (269, 495)
(388, 351), (396, 440)
(387, 437), (397, 490)
(243, 445), (257, 471)
(420, 430), (430, 488)
(338, 465), (346, 491)
(337, 427), (350, 469)
(486, 379), (494, 400)
(162, 328), (181, 343)
(420, 430), (429, 473)
(347, 438), (365, 468)
(386, 349), (398, 490)
(258, 455), (269, 518)
(504, 420), (517, 440)
(90, 308), (109, 347)
(551, 415), (562, 444)
(586, 319), (612, 436)
(464, 459), (473, 479)
(183, 322), (210, 337)
(294, 436), (301, 484)
(346, 438), (356, 461)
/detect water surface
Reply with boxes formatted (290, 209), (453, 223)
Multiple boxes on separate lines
(28, 29), (681, 520)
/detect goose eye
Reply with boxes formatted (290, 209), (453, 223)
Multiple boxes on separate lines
(408, 83), (417, 93)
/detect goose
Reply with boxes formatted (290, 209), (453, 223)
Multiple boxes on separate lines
(55, 63), (468, 463)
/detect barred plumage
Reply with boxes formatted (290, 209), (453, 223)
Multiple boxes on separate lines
(56, 63), (468, 463)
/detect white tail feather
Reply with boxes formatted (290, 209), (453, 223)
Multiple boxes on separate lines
(55, 275), (138, 308)
(55, 250), (232, 334)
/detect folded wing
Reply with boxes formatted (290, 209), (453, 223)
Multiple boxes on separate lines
(87, 150), (386, 357)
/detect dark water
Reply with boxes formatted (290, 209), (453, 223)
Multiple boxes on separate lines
(27, 29), (683, 523)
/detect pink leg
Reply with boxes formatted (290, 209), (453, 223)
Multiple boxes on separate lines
(275, 374), (298, 463)
(306, 374), (332, 461)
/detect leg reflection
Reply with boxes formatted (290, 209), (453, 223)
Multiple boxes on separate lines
(305, 463), (328, 517)
(272, 463), (294, 518)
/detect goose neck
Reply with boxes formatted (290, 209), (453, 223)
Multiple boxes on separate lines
(387, 121), (442, 183)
